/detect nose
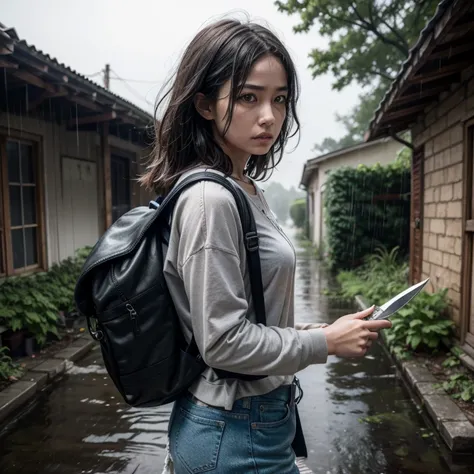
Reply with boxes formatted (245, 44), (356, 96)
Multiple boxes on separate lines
(257, 102), (275, 127)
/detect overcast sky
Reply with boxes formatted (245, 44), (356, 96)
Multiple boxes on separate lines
(1, 0), (361, 189)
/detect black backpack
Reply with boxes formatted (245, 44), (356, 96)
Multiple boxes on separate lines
(74, 171), (267, 407)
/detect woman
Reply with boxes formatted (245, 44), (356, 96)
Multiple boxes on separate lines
(140, 18), (391, 474)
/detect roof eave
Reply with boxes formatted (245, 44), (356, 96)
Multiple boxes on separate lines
(1, 28), (153, 128)
(367, 0), (473, 141)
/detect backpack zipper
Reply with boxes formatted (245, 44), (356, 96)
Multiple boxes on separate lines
(125, 303), (140, 335)
(111, 269), (141, 336)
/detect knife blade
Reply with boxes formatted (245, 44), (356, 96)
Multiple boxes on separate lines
(365, 278), (430, 321)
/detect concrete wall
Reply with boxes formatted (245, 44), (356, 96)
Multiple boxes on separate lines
(306, 138), (402, 246)
(411, 65), (474, 328)
(0, 113), (149, 270)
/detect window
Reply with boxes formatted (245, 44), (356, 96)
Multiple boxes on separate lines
(0, 137), (43, 276)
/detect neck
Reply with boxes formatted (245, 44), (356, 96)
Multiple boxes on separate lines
(213, 128), (249, 180)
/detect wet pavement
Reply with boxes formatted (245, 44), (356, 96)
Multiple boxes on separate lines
(1, 227), (473, 473)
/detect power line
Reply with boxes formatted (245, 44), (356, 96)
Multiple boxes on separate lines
(110, 68), (155, 107)
(110, 76), (159, 84)
(84, 71), (103, 78)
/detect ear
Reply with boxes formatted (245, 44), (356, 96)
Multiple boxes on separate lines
(194, 93), (214, 120)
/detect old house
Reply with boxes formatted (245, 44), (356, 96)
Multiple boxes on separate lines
(300, 138), (401, 247)
(0, 23), (154, 278)
(366, 0), (474, 359)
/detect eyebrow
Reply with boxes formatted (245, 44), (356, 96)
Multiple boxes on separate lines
(241, 83), (288, 92)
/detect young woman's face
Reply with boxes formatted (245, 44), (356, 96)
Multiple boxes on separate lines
(213, 54), (288, 162)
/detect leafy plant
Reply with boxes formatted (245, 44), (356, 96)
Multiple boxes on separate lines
(0, 247), (90, 345)
(443, 374), (474, 403)
(385, 289), (453, 352)
(0, 347), (24, 381)
(337, 249), (453, 355)
(337, 245), (408, 306)
(443, 354), (461, 369)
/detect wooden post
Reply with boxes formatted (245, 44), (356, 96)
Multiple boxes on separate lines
(104, 64), (110, 90)
(101, 123), (112, 229)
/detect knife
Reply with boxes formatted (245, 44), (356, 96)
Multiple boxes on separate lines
(365, 278), (430, 321)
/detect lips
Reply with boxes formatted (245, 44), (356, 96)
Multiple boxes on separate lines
(253, 133), (273, 140)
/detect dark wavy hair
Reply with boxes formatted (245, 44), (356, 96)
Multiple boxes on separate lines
(140, 18), (300, 194)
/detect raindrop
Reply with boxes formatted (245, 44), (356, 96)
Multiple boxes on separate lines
(25, 84), (29, 118)
(19, 91), (23, 136)
(3, 68), (10, 135)
(75, 103), (79, 149)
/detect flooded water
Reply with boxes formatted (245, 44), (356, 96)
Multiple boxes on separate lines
(0, 227), (472, 473)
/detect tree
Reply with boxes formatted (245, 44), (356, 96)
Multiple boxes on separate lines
(261, 182), (305, 222)
(276, 0), (439, 153)
(290, 199), (307, 229)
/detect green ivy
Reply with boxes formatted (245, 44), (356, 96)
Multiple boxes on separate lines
(324, 159), (410, 270)
(0, 247), (90, 345)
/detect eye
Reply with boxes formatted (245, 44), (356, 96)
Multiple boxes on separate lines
(275, 95), (288, 104)
(239, 93), (257, 103)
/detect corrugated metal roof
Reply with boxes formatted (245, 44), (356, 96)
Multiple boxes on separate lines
(1, 22), (153, 125)
(367, 0), (457, 139)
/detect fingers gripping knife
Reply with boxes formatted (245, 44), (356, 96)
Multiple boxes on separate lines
(365, 278), (430, 321)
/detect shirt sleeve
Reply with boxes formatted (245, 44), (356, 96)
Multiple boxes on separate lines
(176, 180), (328, 375)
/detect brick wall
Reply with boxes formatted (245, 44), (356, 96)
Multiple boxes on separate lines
(412, 66), (474, 326)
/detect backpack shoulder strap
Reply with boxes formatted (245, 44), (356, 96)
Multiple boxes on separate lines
(160, 171), (266, 326)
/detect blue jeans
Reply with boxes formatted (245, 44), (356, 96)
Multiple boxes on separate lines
(168, 384), (299, 474)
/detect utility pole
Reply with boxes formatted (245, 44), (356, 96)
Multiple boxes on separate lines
(104, 64), (110, 90)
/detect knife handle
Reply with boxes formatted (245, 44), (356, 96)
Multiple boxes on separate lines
(364, 306), (384, 321)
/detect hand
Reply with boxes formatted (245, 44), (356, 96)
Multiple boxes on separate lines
(322, 306), (392, 358)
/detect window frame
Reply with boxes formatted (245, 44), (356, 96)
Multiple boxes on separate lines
(0, 130), (46, 277)
(461, 118), (474, 346)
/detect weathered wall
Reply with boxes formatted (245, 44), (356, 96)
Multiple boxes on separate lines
(411, 65), (474, 326)
(0, 113), (148, 269)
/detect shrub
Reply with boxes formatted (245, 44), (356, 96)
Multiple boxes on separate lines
(290, 198), (306, 229)
(337, 246), (407, 306)
(337, 247), (453, 354)
(386, 289), (453, 352)
(324, 159), (410, 270)
(0, 247), (90, 345)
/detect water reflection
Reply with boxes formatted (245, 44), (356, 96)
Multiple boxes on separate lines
(291, 227), (472, 474)
(0, 227), (472, 473)
(0, 349), (172, 474)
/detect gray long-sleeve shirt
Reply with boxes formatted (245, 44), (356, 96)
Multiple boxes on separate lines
(163, 168), (328, 409)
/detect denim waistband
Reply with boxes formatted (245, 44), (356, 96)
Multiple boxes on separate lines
(186, 377), (303, 411)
